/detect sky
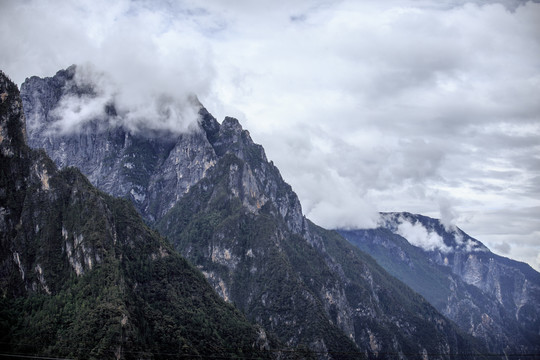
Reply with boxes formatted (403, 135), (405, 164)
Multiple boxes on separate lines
(1, 0), (539, 270)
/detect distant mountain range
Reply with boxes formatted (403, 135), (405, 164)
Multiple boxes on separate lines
(338, 212), (540, 354)
(3, 64), (537, 359)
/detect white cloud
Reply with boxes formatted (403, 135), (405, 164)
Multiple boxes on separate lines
(493, 242), (511, 255)
(46, 65), (115, 134)
(48, 64), (201, 134)
(395, 217), (453, 253)
(438, 197), (457, 232)
(1, 0), (539, 270)
(300, 167), (380, 229)
(1, 0), (213, 134)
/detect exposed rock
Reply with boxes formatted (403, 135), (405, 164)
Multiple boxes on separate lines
(22, 68), (304, 232)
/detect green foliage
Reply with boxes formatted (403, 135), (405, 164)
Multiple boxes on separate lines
(156, 155), (363, 359)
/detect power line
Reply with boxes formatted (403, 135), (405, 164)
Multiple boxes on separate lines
(1, 349), (539, 359)
(0, 354), (74, 360)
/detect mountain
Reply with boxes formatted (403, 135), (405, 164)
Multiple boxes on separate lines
(20, 66), (490, 359)
(22, 65), (217, 225)
(338, 212), (540, 355)
(0, 70), (271, 359)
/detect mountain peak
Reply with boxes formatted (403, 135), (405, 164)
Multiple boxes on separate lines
(222, 116), (242, 129)
(379, 211), (488, 253)
(23, 65), (76, 88)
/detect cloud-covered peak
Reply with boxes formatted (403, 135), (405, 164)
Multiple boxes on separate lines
(379, 212), (488, 254)
(396, 218), (452, 253)
(40, 64), (203, 135)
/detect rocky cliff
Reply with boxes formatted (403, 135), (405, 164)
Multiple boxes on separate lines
(22, 66), (220, 224)
(1, 69), (271, 359)
(339, 212), (540, 355)
(155, 118), (487, 359)
(20, 66), (491, 359)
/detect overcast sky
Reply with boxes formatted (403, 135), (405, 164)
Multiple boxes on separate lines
(1, 0), (539, 270)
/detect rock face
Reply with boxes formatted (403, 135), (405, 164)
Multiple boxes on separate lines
(1, 70), (271, 359)
(21, 66), (216, 223)
(338, 212), (540, 355)
(21, 67), (489, 359)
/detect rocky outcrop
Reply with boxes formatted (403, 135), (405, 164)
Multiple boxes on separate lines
(339, 212), (540, 354)
(22, 67), (303, 231)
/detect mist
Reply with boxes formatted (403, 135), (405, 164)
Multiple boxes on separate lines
(47, 64), (202, 135)
(2, 0), (214, 134)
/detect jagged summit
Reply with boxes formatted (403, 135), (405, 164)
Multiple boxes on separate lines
(22, 66), (303, 229)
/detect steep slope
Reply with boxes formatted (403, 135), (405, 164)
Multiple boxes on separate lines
(22, 67), (489, 359)
(338, 212), (540, 355)
(0, 70), (271, 359)
(156, 118), (486, 359)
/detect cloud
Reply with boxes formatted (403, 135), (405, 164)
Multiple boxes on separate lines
(493, 242), (511, 255)
(1, 0), (539, 269)
(48, 64), (201, 134)
(1, 0), (214, 134)
(299, 167), (380, 229)
(438, 197), (457, 232)
(395, 217), (453, 253)
(46, 65), (115, 134)
(197, 0), (540, 268)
